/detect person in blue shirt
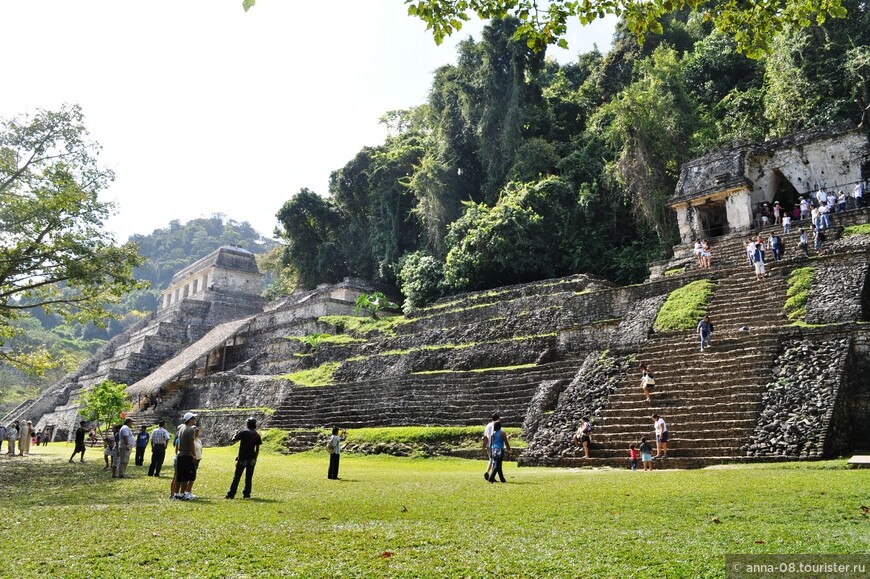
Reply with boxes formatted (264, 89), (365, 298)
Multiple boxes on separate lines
(487, 421), (511, 483)
(134, 425), (150, 466)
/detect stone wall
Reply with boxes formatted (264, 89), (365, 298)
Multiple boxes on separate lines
(521, 351), (633, 460)
(194, 410), (272, 447)
(806, 254), (869, 324)
(746, 336), (850, 458)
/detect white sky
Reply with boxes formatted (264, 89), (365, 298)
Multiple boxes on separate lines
(0, 1), (615, 242)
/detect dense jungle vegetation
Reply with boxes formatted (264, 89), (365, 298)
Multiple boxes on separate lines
(274, 6), (870, 311)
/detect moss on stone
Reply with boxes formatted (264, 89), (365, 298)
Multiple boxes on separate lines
(785, 267), (813, 322)
(653, 279), (716, 331)
(318, 315), (407, 337)
(283, 362), (340, 387)
(842, 224), (870, 237)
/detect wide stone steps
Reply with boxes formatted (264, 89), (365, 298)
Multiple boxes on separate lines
(562, 265), (789, 465)
(270, 360), (582, 430)
(704, 224), (843, 268)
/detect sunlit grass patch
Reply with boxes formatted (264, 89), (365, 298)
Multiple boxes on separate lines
(0, 447), (867, 576)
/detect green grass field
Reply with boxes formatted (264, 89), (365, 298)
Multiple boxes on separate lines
(0, 444), (867, 578)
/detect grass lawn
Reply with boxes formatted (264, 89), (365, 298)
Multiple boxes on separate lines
(0, 445), (867, 578)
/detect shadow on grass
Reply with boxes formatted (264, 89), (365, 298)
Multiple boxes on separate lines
(0, 453), (154, 508)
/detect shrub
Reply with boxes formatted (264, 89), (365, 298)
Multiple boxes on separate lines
(398, 251), (445, 312)
(653, 279), (716, 331)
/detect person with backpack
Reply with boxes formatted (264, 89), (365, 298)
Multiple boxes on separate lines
(482, 413), (500, 481)
(572, 417), (593, 459)
(225, 417), (262, 499)
(798, 228), (810, 258)
(639, 363), (655, 403)
(487, 421), (511, 483)
(326, 426), (346, 481)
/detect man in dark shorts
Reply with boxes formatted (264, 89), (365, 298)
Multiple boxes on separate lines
(68, 421), (90, 463)
(173, 412), (197, 500)
(652, 414), (669, 459)
(225, 417), (262, 499)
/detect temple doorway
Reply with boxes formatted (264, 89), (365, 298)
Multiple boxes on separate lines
(771, 170), (801, 213)
(697, 201), (729, 239)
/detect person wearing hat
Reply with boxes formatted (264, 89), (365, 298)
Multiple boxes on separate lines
(117, 418), (135, 477)
(68, 421), (91, 463)
(225, 417), (262, 499)
(173, 412), (198, 500)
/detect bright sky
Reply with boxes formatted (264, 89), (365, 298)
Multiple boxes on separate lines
(1, 1), (615, 242)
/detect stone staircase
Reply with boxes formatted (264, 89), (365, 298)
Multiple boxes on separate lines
(269, 360), (582, 431)
(534, 267), (791, 469)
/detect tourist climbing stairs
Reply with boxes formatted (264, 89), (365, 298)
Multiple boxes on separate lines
(582, 268), (790, 468)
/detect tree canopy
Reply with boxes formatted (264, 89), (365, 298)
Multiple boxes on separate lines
(403, 0), (848, 58)
(272, 6), (869, 310)
(78, 379), (131, 433)
(0, 105), (145, 374)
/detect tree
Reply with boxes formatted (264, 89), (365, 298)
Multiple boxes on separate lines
(594, 47), (696, 248)
(78, 379), (131, 433)
(275, 188), (347, 288)
(402, 0), (848, 58)
(0, 105), (145, 375)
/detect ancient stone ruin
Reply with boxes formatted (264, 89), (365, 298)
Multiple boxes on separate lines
(670, 123), (868, 244)
(6, 126), (870, 467)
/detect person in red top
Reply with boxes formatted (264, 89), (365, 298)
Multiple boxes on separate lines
(629, 443), (639, 471)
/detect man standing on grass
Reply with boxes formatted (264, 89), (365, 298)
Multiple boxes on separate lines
(652, 414), (668, 459)
(68, 421), (90, 463)
(134, 425), (150, 466)
(327, 427), (346, 480)
(0, 423), (6, 454)
(148, 421), (170, 477)
(117, 418), (135, 478)
(481, 413), (500, 481)
(225, 417), (262, 499)
(173, 412), (198, 500)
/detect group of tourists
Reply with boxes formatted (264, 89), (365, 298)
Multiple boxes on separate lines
(0, 420), (45, 456)
(571, 315), (713, 468)
(693, 239), (712, 268)
(695, 182), (867, 276)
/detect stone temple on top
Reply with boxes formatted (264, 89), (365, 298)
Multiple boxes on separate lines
(669, 122), (869, 245)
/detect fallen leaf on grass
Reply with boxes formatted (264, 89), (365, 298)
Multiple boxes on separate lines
(401, 505), (408, 512)
(711, 517), (720, 524)
(860, 505), (868, 515)
(754, 540), (765, 544)
(381, 551), (394, 559)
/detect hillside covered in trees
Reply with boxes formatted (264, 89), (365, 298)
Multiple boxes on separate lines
(275, 5), (870, 311)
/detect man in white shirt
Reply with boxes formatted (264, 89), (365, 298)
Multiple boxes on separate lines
(799, 197), (810, 220)
(148, 420), (171, 477)
(652, 414), (668, 459)
(854, 182), (864, 208)
(482, 413), (500, 481)
(117, 418), (135, 478)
